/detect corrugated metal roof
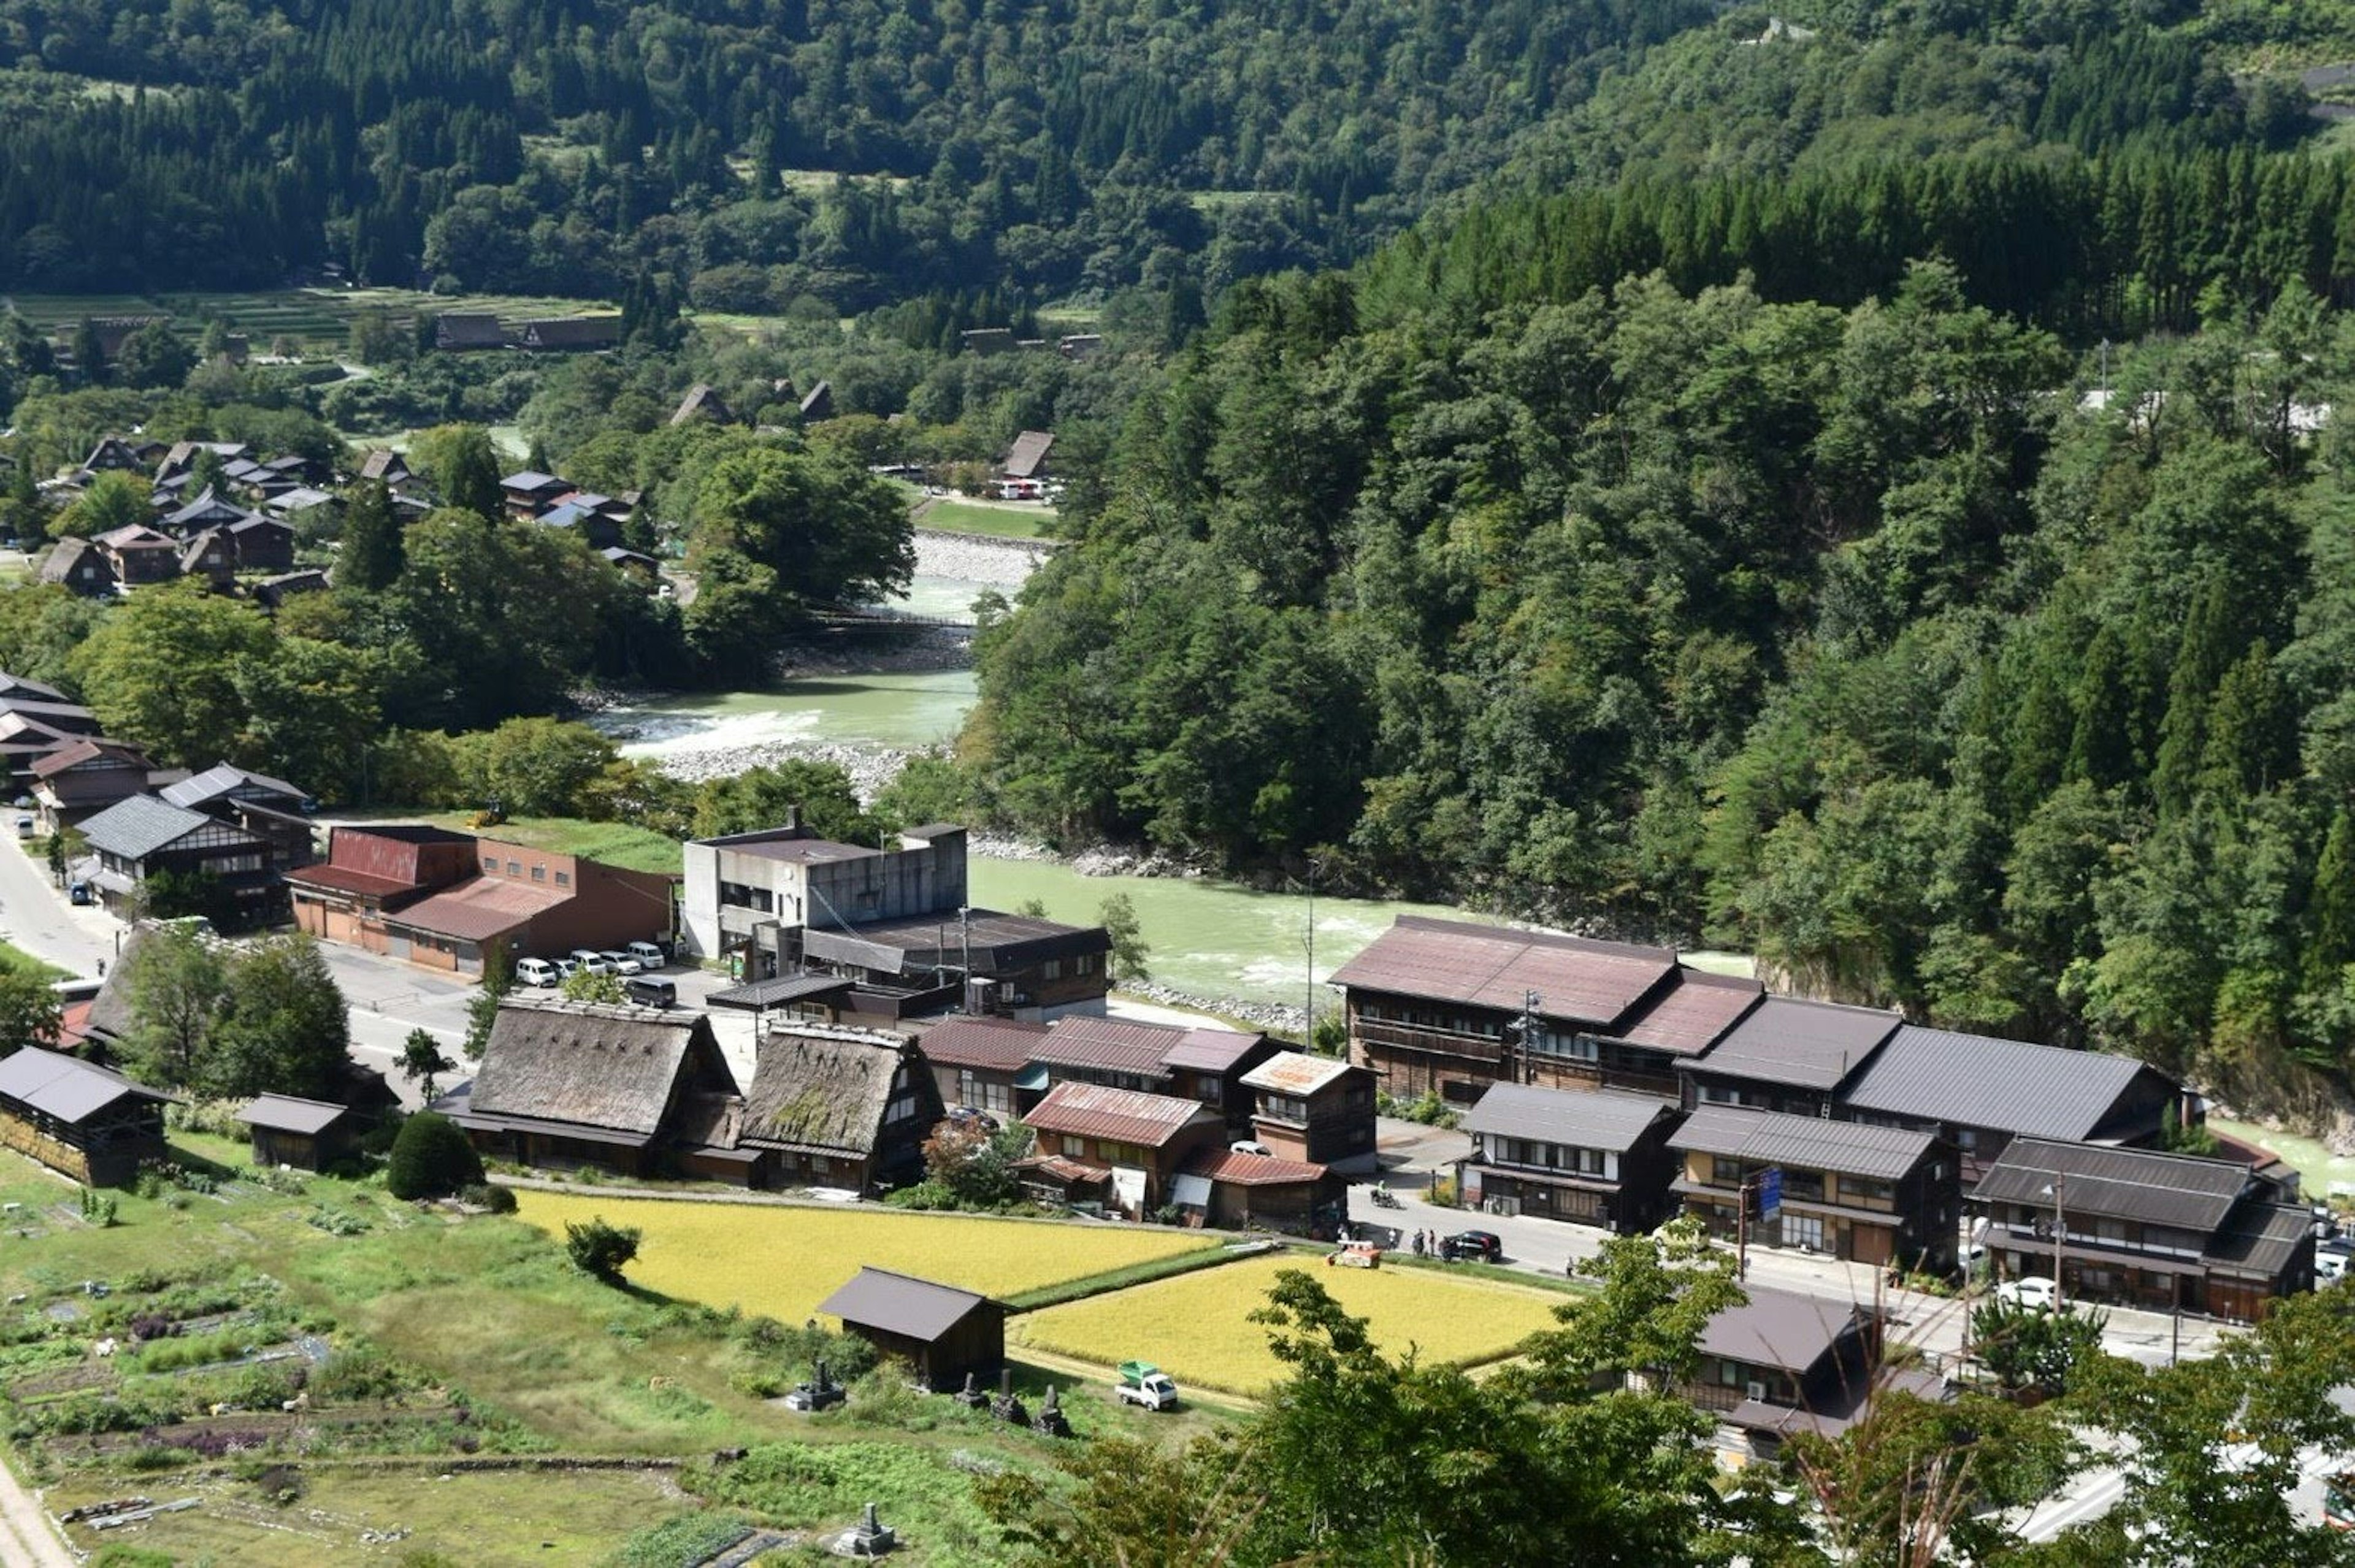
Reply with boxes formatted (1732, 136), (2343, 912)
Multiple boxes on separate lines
(706, 974), (857, 1008)
(1328, 916), (1676, 1029)
(1181, 1147), (1330, 1186)
(0, 1047), (170, 1122)
(1971, 1137), (2250, 1232)
(1671, 1104), (1934, 1181)
(820, 1267), (992, 1340)
(1024, 1082), (1216, 1147)
(1460, 1083), (1674, 1152)
(1160, 1028), (1268, 1074)
(386, 877), (566, 942)
(916, 1017), (1047, 1073)
(1609, 969), (1764, 1056)
(237, 1094), (348, 1136)
(1690, 996), (1899, 1090)
(1838, 1026), (2160, 1141)
(161, 762), (306, 809)
(1033, 1016), (1177, 1077)
(1241, 1051), (1358, 1096)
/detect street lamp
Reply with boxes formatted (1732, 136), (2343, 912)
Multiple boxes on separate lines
(2043, 1178), (2066, 1310)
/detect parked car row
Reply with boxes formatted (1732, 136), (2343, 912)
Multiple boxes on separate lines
(515, 940), (672, 992)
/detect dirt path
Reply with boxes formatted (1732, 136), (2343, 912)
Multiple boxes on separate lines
(0, 1455), (74, 1568)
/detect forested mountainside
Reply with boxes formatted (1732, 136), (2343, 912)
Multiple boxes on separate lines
(0, 0), (2329, 307)
(965, 3), (2355, 1110)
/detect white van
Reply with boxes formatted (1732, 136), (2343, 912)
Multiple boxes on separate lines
(515, 958), (558, 988)
(624, 940), (668, 969)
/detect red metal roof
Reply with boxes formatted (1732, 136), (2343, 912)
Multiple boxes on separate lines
(1609, 969), (1764, 1056)
(282, 863), (425, 900)
(1032, 1015), (1176, 1077)
(914, 1017), (1046, 1073)
(1181, 1148), (1330, 1187)
(1024, 1082), (1216, 1147)
(386, 878), (565, 943)
(1328, 916), (1676, 1029)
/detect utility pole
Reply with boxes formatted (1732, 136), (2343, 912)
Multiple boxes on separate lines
(2048, 1177), (2066, 1309)
(1302, 860), (1317, 1047)
(1517, 989), (1542, 1085)
(959, 905), (973, 1012)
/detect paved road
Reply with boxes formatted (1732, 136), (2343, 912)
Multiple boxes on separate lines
(0, 836), (113, 978)
(0, 1453), (73, 1568)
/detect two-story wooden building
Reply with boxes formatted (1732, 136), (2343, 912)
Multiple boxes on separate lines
(1969, 1137), (2316, 1322)
(1678, 996), (1904, 1118)
(908, 1016), (1047, 1120)
(1029, 1015), (1278, 1129)
(75, 794), (280, 925)
(1669, 1104), (1958, 1275)
(1460, 1083), (1682, 1234)
(1016, 1082), (1227, 1218)
(1238, 1050), (1379, 1173)
(1673, 1288), (1914, 1465)
(1333, 917), (1721, 1106)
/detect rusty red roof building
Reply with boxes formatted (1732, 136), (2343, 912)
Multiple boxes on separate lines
(1330, 916), (1677, 1030)
(1024, 1081), (1219, 1148)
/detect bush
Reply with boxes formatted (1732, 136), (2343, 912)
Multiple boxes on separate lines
(385, 1112), (483, 1199)
(564, 1216), (643, 1283)
(462, 1182), (517, 1214)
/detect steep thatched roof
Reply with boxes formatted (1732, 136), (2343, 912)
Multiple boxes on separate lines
(739, 1027), (933, 1157)
(464, 998), (724, 1142)
(83, 927), (152, 1044)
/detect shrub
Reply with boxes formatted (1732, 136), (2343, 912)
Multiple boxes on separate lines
(462, 1182), (517, 1214)
(385, 1112), (483, 1199)
(564, 1217), (642, 1283)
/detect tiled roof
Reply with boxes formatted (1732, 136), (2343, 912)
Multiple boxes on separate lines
(1690, 996), (1900, 1091)
(161, 762), (307, 809)
(1838, 1026), (2163, 1141)
(2204, 1201), (2316, 1278)
(1024, 1082), (1215, 1148)
(1329, 916), (1675, 1030)
(1671, 1104), (1936, 1182)
(1461, 1083), (1675, 1153)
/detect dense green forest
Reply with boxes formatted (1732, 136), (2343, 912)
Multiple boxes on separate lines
(962, 2), (2355, 1106)
(0, 0), (2334, 309)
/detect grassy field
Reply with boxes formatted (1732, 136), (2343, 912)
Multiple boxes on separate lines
(419, 813), (683, 877)
(1009, 1252), (1569, 1394)
(0, 937), (65, 982)
(50, 1463), (700, 1566)
(4, 288), (613, 357)
(512, 1190), (1220, 1325)
(912, 496), (1054, 540)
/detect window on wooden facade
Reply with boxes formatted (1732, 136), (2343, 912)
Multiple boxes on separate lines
(1061, 1136), (1086, 1158)
(1783, 1213), (1826, 1250)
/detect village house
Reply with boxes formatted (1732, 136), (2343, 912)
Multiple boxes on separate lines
(1459, 1084), (1683, 1234)
(1333, 917), (1710, 1106)
(1834, 1025), (2188, 1182)
(1028, 1014), (1279, 1127)
(1173, 1146), (1344, 1234)
(1238, 1050), (1379, 1172)
(914, 1015), (1049, 1119)
(535, 499), (622, 550)
(1001, 430), (1054, 484)
(0, 1047), (174, 1186)
(1969, 1137), (2316, 1322)
(1017, 1081), (1228, 1217)
(160, 762), (317, 868)
(356, 449), (413, 487)
(1668, 1288), (1918, 1466)
(798, 380), (834, 421)
(37, 538), (113, 597)
(1677, 996), (1904, 1118)
(454, 1000), (738, 1176)
(0, 714), (79, 790)
(820, 1268), (1005, 1392)
(223, 514), (297, 573)
(79, 437), (151, 476)
(237, 1094), (359, 1172)
(600, 546), (661, 581)
(671, 384), (735, 426)
(499, 470), (575, 520)
(74, 794), (281, 924)
(178, 529), (239, 588)
(157, 488), (253, 540)
(254, 570), (331, 609)
(434, 313), (509, 351)
(514, 316), (622, 351)
(29, 740), (168, 830)
(1669, 1105), (1959, 1275)
(960, 327), (1015, 356)
(95, 523), (182, 586)
(714, 1024), (943, 1191)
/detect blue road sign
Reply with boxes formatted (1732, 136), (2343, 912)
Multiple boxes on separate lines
(1758, 1167), (1782, 1225)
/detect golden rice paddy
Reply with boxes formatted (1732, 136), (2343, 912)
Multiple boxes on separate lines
(1009, 1253), (1569, 1394)
(512, 1190), (1217, 1324)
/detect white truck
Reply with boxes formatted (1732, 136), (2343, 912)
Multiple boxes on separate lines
(1114, 1360), (1179, 1411)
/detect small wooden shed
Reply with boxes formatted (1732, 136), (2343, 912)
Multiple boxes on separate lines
(819, 1267), (1005, 1393)
(237, 1094), (357, 1172)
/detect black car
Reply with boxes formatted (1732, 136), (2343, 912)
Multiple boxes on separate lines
(1441, 1230), (1503, 1263)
